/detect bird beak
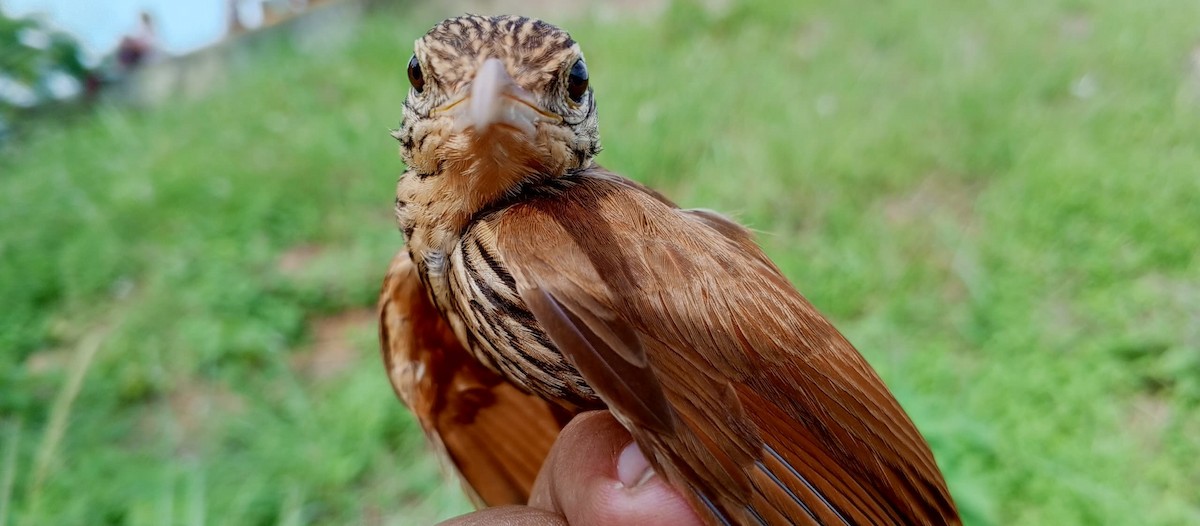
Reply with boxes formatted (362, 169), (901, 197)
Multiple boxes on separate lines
(450, 58), (561, 136)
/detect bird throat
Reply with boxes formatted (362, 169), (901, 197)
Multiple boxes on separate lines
(396, 131), (544, 288)
(444, 129), (546, 212)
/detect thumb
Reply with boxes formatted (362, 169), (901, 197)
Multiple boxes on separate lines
(528, 411), (703, 526)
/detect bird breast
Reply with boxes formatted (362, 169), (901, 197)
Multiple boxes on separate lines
(431, 225), (597, 408)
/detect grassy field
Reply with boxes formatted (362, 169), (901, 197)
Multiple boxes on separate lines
(3, 0), (1199, 524)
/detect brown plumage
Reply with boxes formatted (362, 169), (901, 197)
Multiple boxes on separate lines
(380, 14), (960, 525)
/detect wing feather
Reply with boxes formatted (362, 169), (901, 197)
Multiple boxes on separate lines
(519, 285), (675, 434)
(378, 250), (573, 506)
(491, 169), (959, 524)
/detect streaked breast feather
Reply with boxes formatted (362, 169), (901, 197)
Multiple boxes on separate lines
(449, 225), (596, 405)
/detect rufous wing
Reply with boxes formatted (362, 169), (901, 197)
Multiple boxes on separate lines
(378, 250), (571, 507)
(493, 170), (960, 525)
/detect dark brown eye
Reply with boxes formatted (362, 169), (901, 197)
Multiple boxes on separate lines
(567, 59), (588, 103)
(407, 55), (425, 93)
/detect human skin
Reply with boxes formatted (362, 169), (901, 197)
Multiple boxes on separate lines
(437, 411), (703, 526)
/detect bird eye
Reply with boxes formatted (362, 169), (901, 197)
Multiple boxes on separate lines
(407, 55), (425, 93)
(567, 59), (588, 103)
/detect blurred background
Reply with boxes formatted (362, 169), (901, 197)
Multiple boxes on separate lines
(2, 0), (1198, 524)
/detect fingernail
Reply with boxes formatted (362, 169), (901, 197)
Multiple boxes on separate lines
(617, 441), (654, 488)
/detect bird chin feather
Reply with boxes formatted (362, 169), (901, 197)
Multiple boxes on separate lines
(442, 128), (546, 210)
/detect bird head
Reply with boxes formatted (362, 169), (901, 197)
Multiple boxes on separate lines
(393, 15), (600, 203)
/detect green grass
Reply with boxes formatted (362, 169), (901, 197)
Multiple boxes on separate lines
(2, 0), (1199, 524)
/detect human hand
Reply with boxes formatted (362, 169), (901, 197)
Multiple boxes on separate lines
(437, 411), (703, 526)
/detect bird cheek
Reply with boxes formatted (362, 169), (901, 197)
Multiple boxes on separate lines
(407, 123), (454, 173)
(537, 127), (575, 172)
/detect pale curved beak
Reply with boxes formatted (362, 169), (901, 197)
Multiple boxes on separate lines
(451, 58), (561, 135)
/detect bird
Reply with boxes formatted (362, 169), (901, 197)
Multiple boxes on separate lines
(379, 14), (960, 525)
